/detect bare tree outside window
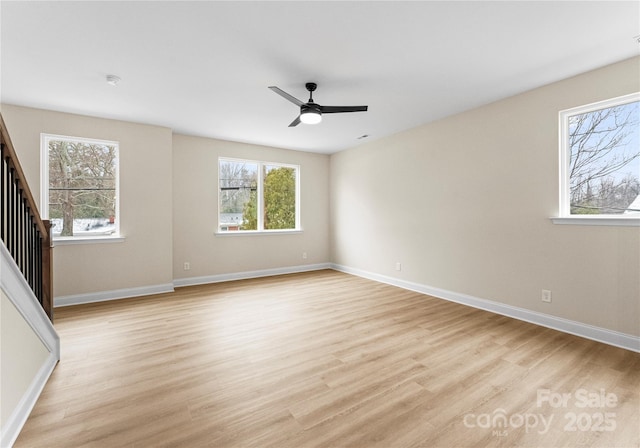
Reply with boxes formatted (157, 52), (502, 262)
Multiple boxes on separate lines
(46, 137), (118, 237)
(567, 98), (640, 215)
(218, 160), (258, 230)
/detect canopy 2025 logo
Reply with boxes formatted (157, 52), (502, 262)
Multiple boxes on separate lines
(462, 388), (618, 437)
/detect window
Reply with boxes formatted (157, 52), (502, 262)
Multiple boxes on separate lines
(557, 93), (640, 225)
(41, 134), (119, 239)
(218, 158), (299, 233)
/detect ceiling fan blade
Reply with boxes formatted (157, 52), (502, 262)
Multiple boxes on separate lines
(288, 116), (301, 127)
(320, 105), (368, 114)
(269, 86), (304, 107)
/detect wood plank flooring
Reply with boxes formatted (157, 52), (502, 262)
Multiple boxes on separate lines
(15, 270), (640, 447)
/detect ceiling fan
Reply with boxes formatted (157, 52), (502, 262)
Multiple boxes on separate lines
(268, 82), (368, 127)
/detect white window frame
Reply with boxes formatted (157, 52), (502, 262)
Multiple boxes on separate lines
(40, 133), (124, 244)
(553, 92), (640, 227)
(217, 157), (301, 235)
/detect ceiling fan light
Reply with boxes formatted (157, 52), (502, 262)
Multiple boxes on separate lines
(300, 110), (322, 124)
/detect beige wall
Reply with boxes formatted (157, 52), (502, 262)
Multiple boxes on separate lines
(172, 134), (330, 280)
(0, 105), (329, 299)
(0, 291), (49, 428)
(330, 57), (640, 336)
(1, 105), (174, 297)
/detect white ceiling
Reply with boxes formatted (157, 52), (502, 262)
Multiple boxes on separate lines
(1, 1), (638, 154)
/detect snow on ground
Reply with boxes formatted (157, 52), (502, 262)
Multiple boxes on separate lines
(50, 218), (116, 236)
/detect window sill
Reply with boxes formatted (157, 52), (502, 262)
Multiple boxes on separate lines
(550, 216), (640, 227)
(215, 229), (303, 237)
(53, 235), (126, 246)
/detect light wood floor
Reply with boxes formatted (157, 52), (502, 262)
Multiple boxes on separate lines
(15, 270), (640, 448)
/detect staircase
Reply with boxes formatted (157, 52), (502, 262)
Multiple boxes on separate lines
(1, 113), (60, 447)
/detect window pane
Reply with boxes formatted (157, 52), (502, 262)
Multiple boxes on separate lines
(263, 165), (296, 230)
(219, 160), (258, 231)
(568, 100), (640, 215)
(48, 139), (117, 237)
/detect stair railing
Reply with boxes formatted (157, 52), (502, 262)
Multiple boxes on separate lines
(1, 114), (53, 321)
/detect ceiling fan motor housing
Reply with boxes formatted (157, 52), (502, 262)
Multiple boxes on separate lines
(301, 103), (321, 114)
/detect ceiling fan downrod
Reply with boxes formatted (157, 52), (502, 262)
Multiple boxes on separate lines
(305, 82), (317, 102)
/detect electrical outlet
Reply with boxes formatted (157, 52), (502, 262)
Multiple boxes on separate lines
(302, 252), (307, 259)
(183, 262), (190, 271)
(541, 289), (552, 303)
(396, 262), (402, 271)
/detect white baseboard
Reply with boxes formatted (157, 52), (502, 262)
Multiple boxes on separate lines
(1, 244), (61, 447)
(54, 263), (333, 306)
(331, 264), (640, 353)
(51, 262), (639, 353)
(173, 263), (332, 287)
(55, 283), (175, 307)
(1, 352), (58, 448)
